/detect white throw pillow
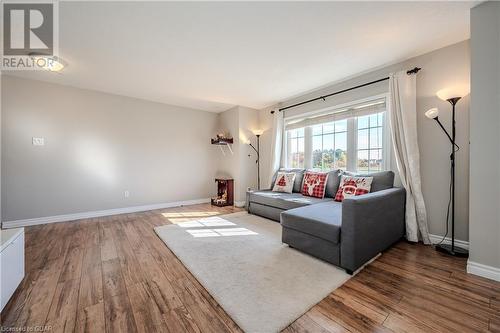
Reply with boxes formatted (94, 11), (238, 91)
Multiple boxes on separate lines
(272, 172), (296, 193)
(335, 175), (373, 201)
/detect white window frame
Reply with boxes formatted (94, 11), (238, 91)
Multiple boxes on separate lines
(284, 93), (391, 173)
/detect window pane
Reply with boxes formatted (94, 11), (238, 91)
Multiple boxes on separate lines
(290, 138), (297, 153)
(323, 150), (334, 170)
(358, 116), (369, 129)
(312, 125), (322, 136)
(335, 148), (347, 170)
(369, 149), (382, 171)
(312, 135), (322, 151)
(323, 123), (334, 134)
(322, 133), (334, 170)
(370, 127), (381, 149)
(335, 119), (347, 132)
(287, 127), (305, 169)
(312, 152), (322, 169)
(358, 129), (369, 149)
(357, 150), (369, 172)
(335, 132), (347, 151)
(298, 137), (304, 153)
(323, 134), (334, 150)
(312, 136), (322, 169)
(369, 114), (379, 127)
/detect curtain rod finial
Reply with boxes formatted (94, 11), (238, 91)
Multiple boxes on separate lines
(407, 67), (421, 75)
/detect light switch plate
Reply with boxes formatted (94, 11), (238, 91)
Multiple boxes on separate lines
(32, 137), (45, 146)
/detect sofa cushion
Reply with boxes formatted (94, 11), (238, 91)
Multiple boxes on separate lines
(272, 172), (296, 193)
(281, 202), (342, 244)
(271, 169), (305, 193)
(344, 170), (394, 192)
(249, 190), (330, 210)
(334, 175), (373, 202)
(301, 171), (329, 198)
(324, 169), (342, 198)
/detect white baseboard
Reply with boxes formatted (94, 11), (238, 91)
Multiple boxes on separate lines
(1, 198), (211, 228)
(234, 201), (246, 208)
(467, 260), (500, 282)
(428, 233), (469, 250)
(428, 234), (499, 282)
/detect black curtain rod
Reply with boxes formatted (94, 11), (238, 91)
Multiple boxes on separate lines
(271, 67), (421, 114)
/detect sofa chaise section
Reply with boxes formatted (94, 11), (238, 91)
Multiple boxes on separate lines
(281, 187), (405, 273)
(247, 169), (406, 274)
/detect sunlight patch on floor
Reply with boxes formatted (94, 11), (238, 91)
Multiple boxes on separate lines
(186, 227), (258, 238)
(177, 217), (236, 228)
(162, 211), (220, 218)
(162, 211), (221, 223)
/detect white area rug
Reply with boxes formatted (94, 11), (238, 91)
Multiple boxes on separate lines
(154, 212), (350, 333)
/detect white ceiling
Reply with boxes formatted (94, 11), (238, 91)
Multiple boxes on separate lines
(8, 1), (476, 112)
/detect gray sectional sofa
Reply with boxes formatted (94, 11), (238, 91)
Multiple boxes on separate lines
(246, 169), (405, 274)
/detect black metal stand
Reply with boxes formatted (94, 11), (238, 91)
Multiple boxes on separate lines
(249, 135), (261, 190)
(435, 97), (468, 258)
(256, 134), (260, 190)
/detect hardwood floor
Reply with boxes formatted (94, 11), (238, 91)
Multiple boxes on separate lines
(1, 203), (499, 332)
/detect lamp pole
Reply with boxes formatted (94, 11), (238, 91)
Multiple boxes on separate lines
(256, 134), (260, 190)
(434, 97), (468, 257)
(249, 136), (261, 190)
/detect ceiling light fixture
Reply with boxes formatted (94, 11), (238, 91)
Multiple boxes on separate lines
(29, 54), (66, 72)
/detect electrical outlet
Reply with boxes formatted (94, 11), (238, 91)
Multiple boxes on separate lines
(124, 190), (130, 198)
(32, 137), (45, 146)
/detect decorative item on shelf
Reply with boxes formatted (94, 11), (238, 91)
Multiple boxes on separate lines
(211, 133), (234, 155)
(425, 87), (469, 257)
(248, 129), (263, 190)
(211, 178), (234, 207)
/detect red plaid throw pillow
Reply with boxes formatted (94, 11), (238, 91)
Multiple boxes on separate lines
(335, 175), (373, 202)
(301, 171), (329, 198)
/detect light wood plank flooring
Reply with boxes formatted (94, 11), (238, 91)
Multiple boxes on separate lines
(1, 203), (499, 332)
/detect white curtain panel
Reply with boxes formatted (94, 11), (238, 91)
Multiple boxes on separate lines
(389, 71), (431, 244)
(268, 109), (284, 188)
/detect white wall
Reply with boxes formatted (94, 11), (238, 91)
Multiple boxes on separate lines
(1, 76), (219, 222)
(259, 40), (471, 242)
(216, 106), (259, 204)
(468, 1), (500, 277)
(237, 106), (259, 200)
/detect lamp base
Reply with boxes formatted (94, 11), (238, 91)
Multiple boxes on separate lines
(435, 243), (469, 257)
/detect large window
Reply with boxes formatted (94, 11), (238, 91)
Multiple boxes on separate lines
(284, 98), (388, 173)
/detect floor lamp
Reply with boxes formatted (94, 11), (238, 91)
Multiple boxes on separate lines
(425, 93), (468, 257)
(248, 130), (263, 190)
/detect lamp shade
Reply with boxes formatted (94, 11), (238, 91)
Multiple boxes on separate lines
(253, 129), (264, 136)
(436, 85), (469, 101)
(425, 108), (439, 119)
